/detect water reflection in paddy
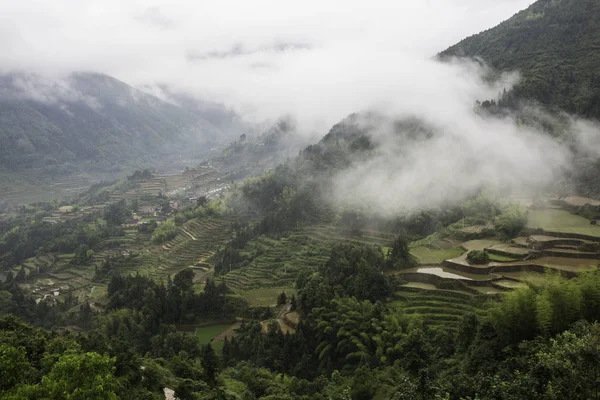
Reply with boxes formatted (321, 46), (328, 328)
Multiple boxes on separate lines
(416, 267), (472, 280)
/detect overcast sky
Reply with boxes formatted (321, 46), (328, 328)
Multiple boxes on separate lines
(6, 0), (587, 213)
(0, 0), (533, 129)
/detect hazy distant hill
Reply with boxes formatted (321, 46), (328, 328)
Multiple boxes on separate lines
(0, 72), (238, 174)
(440, 0), (600, 118)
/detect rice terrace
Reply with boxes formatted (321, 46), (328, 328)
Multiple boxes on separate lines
(4, 0), (600, 397)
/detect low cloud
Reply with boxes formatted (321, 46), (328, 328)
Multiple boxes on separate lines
(570, 119), (600, 158)
(0, 0), (533, 132)
(4, 0), (594, 214)
(1, 73), (103, 111)
(329, 106), (572, 216)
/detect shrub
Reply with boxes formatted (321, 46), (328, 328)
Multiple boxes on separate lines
(495, 204), (527, 238)
(438, 279), (469, 291)
(151, 219), (178, 244)
(467, 250), (489, 264)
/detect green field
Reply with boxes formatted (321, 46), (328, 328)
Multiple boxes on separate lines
(410, 246), (465, 264)
(237, 287), (297, 307)
(488, 253), (520, 262)
(221, 224), (395, 290)
(391, 287), (491, 331)
(526, 209), (600, 237)
(461, 239), (502, 251)
(536, 257), (599, 272)
(221, 233), (331, 290)
(194, 325), (232, 344)
(493, 279), (527, 289)
(501, 271), (547, 285)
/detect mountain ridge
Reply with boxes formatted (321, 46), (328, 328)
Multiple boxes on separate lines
(439, 0), (600, 119)
(0, 72), (239, 174)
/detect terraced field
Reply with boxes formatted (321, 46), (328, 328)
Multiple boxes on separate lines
(301, 225), (395, 246)
(411, 247), (465, 264)
(238, 287), (298, 307)
(124, 217), (232, 280)
(526, 209), (600, 238)
(221, 225), (395, 290)
(17, 215), (233, 308)
(391, 286), (491, 331)
(221, 233), (332, 290)
(391, 206), (600, 326)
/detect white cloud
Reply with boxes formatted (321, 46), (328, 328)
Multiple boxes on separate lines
(9, 0), (586, 215)
(0, 0), (533, 131)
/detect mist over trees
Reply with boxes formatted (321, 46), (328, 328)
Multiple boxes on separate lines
(2, 0), (600, 399)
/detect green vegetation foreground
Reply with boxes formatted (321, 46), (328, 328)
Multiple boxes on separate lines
(2, 241), (600, 399)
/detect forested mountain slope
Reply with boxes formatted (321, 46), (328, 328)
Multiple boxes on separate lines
(440, 0), (600, 118)
(0, 72), (236, 173)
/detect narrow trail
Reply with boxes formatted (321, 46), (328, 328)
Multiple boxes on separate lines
(180, 228), (197, 241)
(277, 303), (291, 320)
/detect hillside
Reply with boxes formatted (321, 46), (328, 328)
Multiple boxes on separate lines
(440, 0), (600, 118)
(0, 72), (237, 174)
(4, 1), (600, 398)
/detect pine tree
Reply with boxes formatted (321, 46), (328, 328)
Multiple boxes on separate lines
(15, 265), (26, 282)
(387, 235), (416, 269)
(201, 343), (220, 385)
(277, 291), (287, 305)
(222, 337), (230, 366)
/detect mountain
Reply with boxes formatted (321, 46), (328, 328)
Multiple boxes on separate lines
(0, 72), (238, 174)
(440, 0), (600, 118)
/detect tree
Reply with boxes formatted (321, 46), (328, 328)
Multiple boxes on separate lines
(15, 265), (26, 282)
(160, 199), (172, 214)
(131, 198), (139, 213)
(173, 269), (195, 293)
(466, 250), (489, 265)
(35, 352), (119, 400)
(530, 323), (600, 400)
(277, 291), (287, 306)
(103, 200), (131, 226)
(495, 204), (527, 238)
(74, 244), (92, 264)
(197, 196), (208, 207)
(387, 235), (416, 270)
(151, 219), (178, 244)
(201, 343), (220, 385)
(0, 345), (34, 392)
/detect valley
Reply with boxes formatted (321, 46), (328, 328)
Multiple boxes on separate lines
(2, 0), (600, 398)
(3, 113), (600, 398)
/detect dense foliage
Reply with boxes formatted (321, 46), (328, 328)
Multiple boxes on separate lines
(2, 8), (600, 394)
(0, 208), (119, 271)
(466, 250), (489, 264)
(441, 0), (600, 119)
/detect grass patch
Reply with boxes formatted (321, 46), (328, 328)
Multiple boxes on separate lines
(389, 287), (494, 328)
(494, 279), (527, 289)
(195, 325), (231, 344)
(535, 257), (599, 272)
(401, 282), (438, 290)
(410, 247), (465, 264)
(526, 209), (600, 237)
(488, 253), (519, 262)
(461, 239), (502, 251)
(237, 287), (297, 307)
(501, 271), (547, 285)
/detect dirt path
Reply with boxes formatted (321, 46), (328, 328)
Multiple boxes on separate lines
(180, 228), (197, 241)
(277, 303), (291, 319)
(163, 388), (175, 400)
